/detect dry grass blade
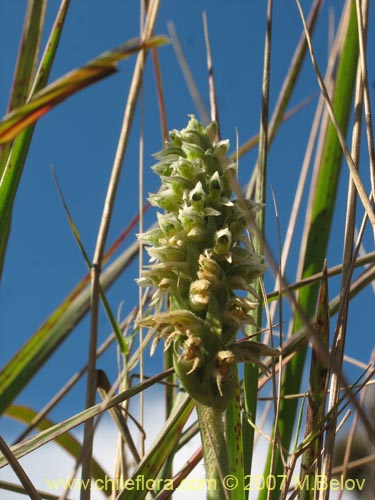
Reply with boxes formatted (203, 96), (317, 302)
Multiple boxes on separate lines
(153, 448), (203, 500)
(81, 2), (162, 496)
(299, 262), (329, 497)
(0, 435), (41, 500)
(246, 0), (323, 198)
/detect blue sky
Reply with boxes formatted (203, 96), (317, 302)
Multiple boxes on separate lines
(0, 0), (374, 469)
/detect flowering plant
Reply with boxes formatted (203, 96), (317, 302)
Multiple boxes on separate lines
(138, 116), (273, 411)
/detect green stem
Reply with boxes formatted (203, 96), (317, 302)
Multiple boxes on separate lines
(196, 403), (229, 500)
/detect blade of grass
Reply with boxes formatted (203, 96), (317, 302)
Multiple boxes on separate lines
(299, 262), (329, 498)
(81, 3), (163, 496)
(320, 2), (371, 492)
(355, 0), (375, 196)
(0, 0), (69, 277)
(167, 21), (210, 125)
(0, 435), (41, 500)
(96, 370), (141, 464)
(339, 350), (374, 497)
(153, 448), (203, 500)
(295, 0), (375, 228)
(245, 0), (323, 197)
(203, 12), (220, 133)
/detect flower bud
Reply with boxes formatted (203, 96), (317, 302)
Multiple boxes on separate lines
(189, 279), (211, 311)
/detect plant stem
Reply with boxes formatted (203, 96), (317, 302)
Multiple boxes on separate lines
(196, 403), (229, 500)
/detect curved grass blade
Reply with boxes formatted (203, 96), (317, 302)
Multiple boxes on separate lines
(4, 405), (111, 496)
(0, 369), (173, 469)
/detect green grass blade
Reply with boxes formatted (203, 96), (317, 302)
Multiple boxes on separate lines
(0, 0), (47, 175)
(5, 0), (45, 109)
(241, 0), (271, 474)
(260, 1), (359, 495)
(0, 0), (70, 277)
(5, 404), (111, 496)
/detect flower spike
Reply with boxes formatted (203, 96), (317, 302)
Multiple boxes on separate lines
(138, 116), (267, 409)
